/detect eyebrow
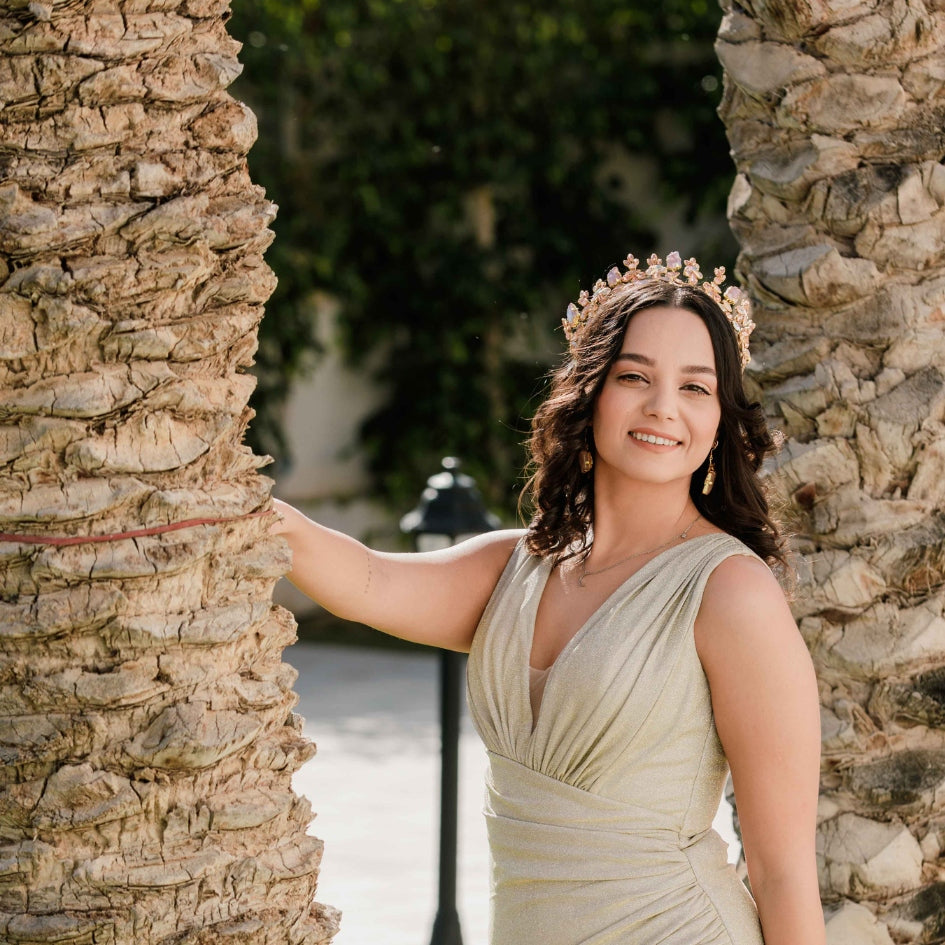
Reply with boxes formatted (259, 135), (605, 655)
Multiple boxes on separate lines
(615, 353), (717, 377)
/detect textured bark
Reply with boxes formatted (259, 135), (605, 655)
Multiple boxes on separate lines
(717, 1), (945, 942)
(0, 2), (338, 944)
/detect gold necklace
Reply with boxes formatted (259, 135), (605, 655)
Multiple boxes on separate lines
(578, 513), (702, 588)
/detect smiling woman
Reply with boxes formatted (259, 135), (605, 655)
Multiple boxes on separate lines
(524, 259), (783, 573)
(592, 307), (722, 497)
(271, 251), (825, 945)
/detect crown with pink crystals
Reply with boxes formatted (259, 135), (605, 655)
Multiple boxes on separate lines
(562, 251), (755, 369)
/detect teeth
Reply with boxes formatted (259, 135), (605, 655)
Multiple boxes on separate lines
(631, 432), (678, 446)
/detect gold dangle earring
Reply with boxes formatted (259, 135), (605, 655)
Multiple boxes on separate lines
(702, 440), (718, 495)
(579, 432), (594, 474)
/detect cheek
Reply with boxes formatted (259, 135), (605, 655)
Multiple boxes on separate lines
(590, 390), (606, 423)
(703, 405), (722, 443)
(590, 388), (619, 436)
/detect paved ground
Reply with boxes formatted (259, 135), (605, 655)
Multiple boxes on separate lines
(289, 642), (741, 945)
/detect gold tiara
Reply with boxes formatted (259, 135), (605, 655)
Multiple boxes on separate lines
(562, 251), (755, 369)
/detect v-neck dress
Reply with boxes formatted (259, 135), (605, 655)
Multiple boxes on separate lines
(466, 533), (765, 945)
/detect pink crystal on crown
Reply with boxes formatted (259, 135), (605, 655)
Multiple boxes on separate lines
(561, 250), (754, 369)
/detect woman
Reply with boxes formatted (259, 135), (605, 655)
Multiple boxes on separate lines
(272, 252), (824, 944)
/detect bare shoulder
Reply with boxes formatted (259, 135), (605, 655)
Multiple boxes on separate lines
(365, 527), (527, 650)
(467, 527), (528, 554)
(393, 527), (527, 596)
(694, 551), (818, 781)
(437, 527), (525, 566)
(695, 552), (801, 665)
(702, 552), (789, 621)
(441, 528), (530, 618)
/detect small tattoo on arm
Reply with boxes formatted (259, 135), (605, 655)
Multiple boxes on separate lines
(364, 547), (372, 596)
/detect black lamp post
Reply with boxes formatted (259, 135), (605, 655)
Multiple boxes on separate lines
(400, 457), (501, 945)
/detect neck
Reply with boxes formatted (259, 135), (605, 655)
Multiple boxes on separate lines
(588, 470), (698, 561)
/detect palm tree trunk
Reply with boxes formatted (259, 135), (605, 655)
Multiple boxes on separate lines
(717, 1), (945, 941)
(0, 2), (338, 942)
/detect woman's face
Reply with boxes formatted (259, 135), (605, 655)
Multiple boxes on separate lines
(591, 305), (721, 493)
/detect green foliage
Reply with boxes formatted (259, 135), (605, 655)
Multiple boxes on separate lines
(229, 0), (735, 514)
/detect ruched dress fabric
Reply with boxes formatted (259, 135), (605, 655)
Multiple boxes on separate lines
(466, 533), (765, 945)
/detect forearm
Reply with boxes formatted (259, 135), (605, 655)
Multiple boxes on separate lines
(271, 499), (377, 623)
(752, 871), (825, 945)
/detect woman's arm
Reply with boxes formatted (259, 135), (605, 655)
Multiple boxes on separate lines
(271, 498), (524, 652)
(695, 554), (825, 945)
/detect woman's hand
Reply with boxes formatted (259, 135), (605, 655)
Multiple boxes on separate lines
(269, 498), (523, 652)
(269, 498), (293, 536)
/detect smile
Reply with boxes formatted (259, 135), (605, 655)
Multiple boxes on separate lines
(630, 431), (681, 446)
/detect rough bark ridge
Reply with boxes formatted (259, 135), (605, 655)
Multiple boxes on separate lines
(0, 1), (338, 943)
(717, 1), (945, 942)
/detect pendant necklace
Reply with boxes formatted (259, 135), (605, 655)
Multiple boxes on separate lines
(578, 513), (702, 588)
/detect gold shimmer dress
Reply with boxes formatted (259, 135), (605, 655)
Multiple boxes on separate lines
(466, 533), (765, 945)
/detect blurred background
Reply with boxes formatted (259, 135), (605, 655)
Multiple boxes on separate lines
(227, 3), (741, 942)
(229, 0), (737, 554)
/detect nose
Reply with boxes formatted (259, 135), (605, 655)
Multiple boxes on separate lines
(643, 382), (679, 421)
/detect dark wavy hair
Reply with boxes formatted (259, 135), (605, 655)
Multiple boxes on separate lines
(521, 279), (788, 572)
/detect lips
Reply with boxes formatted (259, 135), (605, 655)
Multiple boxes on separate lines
(629, 430), (681, 446)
